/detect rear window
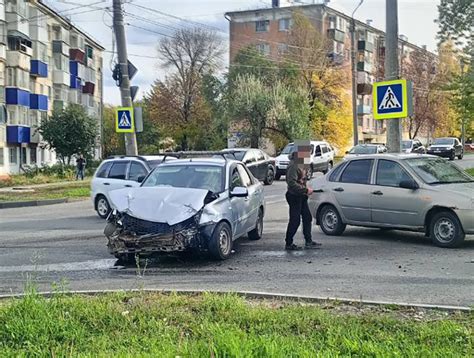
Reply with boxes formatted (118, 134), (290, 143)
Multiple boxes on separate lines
(95, 161), (112, 178)
(108, 162), (128, 180)
(340, 159), (373, 184)
(328, 163), (345, 182)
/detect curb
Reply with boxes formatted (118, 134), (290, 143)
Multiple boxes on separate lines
(0, 288), (470, 312)
(0, 198), (69, 209)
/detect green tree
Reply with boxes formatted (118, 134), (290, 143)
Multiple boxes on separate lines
(39, 104), (97, 165)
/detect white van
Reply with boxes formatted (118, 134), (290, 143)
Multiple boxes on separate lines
(274, 141), (335, 180)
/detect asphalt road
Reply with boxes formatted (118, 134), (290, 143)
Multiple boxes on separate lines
(457, 153), (474, 170)
(1, 177), (473, 307)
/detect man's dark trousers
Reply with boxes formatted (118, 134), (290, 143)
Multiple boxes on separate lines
(285, 192), (312, 245)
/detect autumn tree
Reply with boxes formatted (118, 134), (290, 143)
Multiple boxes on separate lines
(102, 105), (124, 158)
(151, 27), (225, 150)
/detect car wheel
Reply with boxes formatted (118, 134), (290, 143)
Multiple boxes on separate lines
(275, 173), (282, 181)
(318, 205), (346, 236)
(430, 211), (465, 248)
(248, 208), (263, 240)
(306, 165), (314, 180)
(449, 152), (455, 160)
(458, 153), (463, 160)
(264, 168), (274, 186)
(209, 222), (233, 260)
(115, 253), (135, 264)
(96, 195), (111, 219)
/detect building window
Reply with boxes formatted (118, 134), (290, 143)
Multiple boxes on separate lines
(30, 148), (37, 164)
(277, 43), (289, 55)
(21, 147), (27, 165)
(256, 43), (270, 56)
(255, 20), (270, 33)
(279, 18), (291, 31)
(9, 147), (17, 164)
(86, 45), (93, 59)
(0, 147), (4, 166)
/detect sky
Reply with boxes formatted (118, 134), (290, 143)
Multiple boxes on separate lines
(46, 0), (441, 105)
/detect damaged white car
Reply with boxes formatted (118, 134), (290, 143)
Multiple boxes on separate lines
(104, 157), (265, 261)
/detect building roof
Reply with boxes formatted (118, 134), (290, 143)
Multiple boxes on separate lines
(225, 4), (434, 54)
(37, 0), (105, 51)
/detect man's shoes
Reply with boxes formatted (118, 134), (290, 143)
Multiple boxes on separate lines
(305, 240), (322, 249)
(285, 243), (302, 251)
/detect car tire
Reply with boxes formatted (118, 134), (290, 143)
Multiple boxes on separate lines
(248, 208), (263, 241)
(306, 165), (314, 180)
(209, 222), (233, 260)
(430, 211), (465, 248)
(264, 167), (275, 186)
(318, 204), (346, 236)
(449, 152), (455, 161)
(115, 253), (135, 264)
(458, 153), (463, 160)
(96, 195), (111, 219)
(275, 173), (282, 181)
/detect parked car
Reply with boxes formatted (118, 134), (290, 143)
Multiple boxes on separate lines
(104, 156), (265, 261)
(427, 137), (463, 160)
(402, 139), (426, 154)
(344, 144), (387, 160)
(91, 155), (174, 219)
(308, 154), (474, 248)
(221, 148), (276, 185)
(274, 141), (335, 180)
(465, 143), (474, 152)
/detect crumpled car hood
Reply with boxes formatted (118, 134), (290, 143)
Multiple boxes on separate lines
(108, 187), (209, 225)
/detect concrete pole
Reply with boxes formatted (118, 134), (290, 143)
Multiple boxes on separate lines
(350, 19), (359, 146)
(385, 0), (402, 153)
(112, 0), (138, 155)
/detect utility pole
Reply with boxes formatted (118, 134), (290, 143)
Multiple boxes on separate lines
(350, 0), (364, 146)
(385, 0), (402, 153)
(460, 60), (466, 150)
(112, 0), (138, 155)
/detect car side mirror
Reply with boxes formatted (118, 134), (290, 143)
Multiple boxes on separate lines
(230, 186), (248, 197)
(399, 179), (419, 190)
(137, 175), (146, 183)
(345, 151), (349, 154)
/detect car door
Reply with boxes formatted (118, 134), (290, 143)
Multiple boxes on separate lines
(127, 161), (149, 187)
(105, 161), (130, 194)
(229, 164), (253, 237)
(243, 150), (259, 179)
(330, 159), (374, 223)
(313, 145), (325, 172)
(454, 139), (462, 156)
(371, 159), (426, 227)
(237, 164), (261, 232)
(320, 144), (331, 170)
(253, 150), (266, 180)
(92, 161), (113, 198)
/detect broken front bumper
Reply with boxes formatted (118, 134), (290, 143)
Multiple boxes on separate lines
(105, 212), (214, 255)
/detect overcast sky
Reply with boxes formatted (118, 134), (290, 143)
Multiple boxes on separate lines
(47, 0), (441, 105)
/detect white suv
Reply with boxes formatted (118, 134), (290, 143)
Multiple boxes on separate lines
(275, 141), (335, 180)
(91, 155), (171, 218)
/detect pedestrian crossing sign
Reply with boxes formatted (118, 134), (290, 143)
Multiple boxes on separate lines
(373, 79), (411, 120)
(115, 107), (135, 133)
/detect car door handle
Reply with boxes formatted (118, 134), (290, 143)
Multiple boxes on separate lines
(103, 183), (110, 186)
(333, 187), (344, 192)
(125, 184), (133, 187)
(372, 190), (383, 196)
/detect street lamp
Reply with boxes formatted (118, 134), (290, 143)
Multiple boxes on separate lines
(351, 0), (364, 146)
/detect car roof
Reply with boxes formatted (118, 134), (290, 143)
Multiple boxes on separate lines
(160, 158), (230, 166)
(346, 153), (436, 160)
(354, 143), (381, 147)
(287, 141), (328, 145)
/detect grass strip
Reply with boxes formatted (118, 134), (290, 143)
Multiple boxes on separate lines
(466, 168), (474, 176)
(0, 292), (472, 356)
(0, 181), (90, 202)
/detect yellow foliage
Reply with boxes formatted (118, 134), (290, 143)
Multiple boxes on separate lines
(321, 92), (353, 154)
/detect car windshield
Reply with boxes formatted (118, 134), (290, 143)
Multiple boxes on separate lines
(349, 145), (377, 154)
(147, 160), (164, 169)
(281, 144), (294, 155)
(142, 165), (224, 193)
(433, 138), (454, 145)
(221, 151), (246, 161)
(402, 141), (412, 149)
(405, 158), (473, 184)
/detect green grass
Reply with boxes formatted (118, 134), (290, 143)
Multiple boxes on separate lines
(0, 292), (472, 357)
(467, 168), (474, 176)
(0, 181), (90, 202)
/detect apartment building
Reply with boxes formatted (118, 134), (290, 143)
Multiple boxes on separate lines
(225, 1), (434, 145)
(0, 0), (104, 176)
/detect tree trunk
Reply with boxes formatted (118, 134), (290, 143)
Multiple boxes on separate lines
(250, 135), (259, 148)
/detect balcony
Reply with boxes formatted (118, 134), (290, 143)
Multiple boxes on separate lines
(70, 75), (82, 90)
(82, 82), (95, 95)
(327, 29), (345, 43)
(52, 41), (70, 56)
(29, 25), (48, 43)
(30, 127), (40, 144)
(357, 61), (373, 73)
(70, 61), (85, 79)
(357, 104), (372, 115)
(6, 50), (31, 71)
(6, 14), (29, 37)
(328, 52), (345, 65)
(7, 125), (30, 144)
(357, 72), (373, 95)
(30, 60), (48, 77)
(30, 94), (48, 111)
(70, 48), (85, 63)
(6, 88), (30, 106)
(68, 89), (82, 104)
(53, 70), (70, 86)
(0, 45), (6, 60)
(358, 40), (375, 53)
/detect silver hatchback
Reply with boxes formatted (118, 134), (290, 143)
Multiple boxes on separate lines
(308, 154), (474, 248)
(104, 157), (265, 261)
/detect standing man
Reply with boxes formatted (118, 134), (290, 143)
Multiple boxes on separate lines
(285, 140), (321, 250)
(75, 154), (86, 181)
